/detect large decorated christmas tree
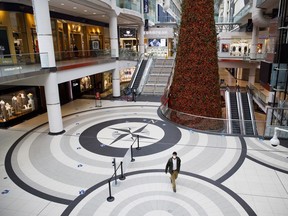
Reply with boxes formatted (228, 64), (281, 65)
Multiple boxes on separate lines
(168, 0), (222, 129)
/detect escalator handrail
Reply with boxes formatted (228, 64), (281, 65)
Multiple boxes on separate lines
(128, 53), (145, 90)
(136, 54), (155, 94)
(246, 86), (258, 135)
(236, 89), (245, 135)
(225, 90), (232, 134)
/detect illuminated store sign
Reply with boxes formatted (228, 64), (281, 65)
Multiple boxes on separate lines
(120, 28), (136, 38)
(144, 28), (174, 38)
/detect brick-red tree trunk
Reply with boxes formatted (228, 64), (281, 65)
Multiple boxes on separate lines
(168, 0), (222, 129)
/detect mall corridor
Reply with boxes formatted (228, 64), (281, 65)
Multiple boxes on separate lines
(0, 97), (287, 216)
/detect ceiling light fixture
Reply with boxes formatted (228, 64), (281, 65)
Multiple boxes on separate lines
(73, 7), (77, 9)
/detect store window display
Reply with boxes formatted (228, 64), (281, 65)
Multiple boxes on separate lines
(80, 76), (92, 92)
(0, 88), (38, 124)
(120, 67), (135, 82)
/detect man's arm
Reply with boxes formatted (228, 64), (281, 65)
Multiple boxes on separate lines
(165, 159), (170, 173)
(177, 158), (181, 172)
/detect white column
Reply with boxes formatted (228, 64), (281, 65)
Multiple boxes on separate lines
(32, 0), (64, 134)
(44, 73), (64, 134)
(223, 0), (229, 23)
(139, 24), (145, 54)
(249, 67), (256, 84)
(250, 25), (259, 60)
(32, 0), (56, 68)
(109, 13), (119, 58)
(112, 67), (121, 97)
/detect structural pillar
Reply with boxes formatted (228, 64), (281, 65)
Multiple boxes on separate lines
(249, 66), (256, 84)
(32, 0), (64, 134)
(109, 13), (119, 59)
(139, 24), (145, 54)
(112, 67), (121, 97)
(109, 12), (120, 97)
(250, 25), (259, 60)
(44, 73), (65, 134)
(223, 0), (229, 23)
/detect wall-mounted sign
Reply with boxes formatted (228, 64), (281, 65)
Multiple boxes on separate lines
(144, 0), (149, 13)
(120, 28), (136, 38)
(144, 27), (174, 38)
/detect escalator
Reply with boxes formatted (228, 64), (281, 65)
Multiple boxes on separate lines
(229, 92), (241, 134)
(241, 93), (254, 135)
(226, 88), (257, 135)
(131, 60), (147, 90)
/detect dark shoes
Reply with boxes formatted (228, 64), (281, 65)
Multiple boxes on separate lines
(173, 188), (176, 193)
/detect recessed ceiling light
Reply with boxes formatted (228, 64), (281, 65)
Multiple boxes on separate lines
(93, 12), (96, 14)
(73, 7), (77, 9)
(84, 10), (87, 12)
(102, 15), (105, 17)
(61, 3), (64, 6)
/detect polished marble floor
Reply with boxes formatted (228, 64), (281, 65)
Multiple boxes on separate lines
(0, 97), (288, 216)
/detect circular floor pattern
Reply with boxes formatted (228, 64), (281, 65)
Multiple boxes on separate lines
(79, 118), (182, 157)
(5, 105), (245, 205)
(62, 171), (256, 216)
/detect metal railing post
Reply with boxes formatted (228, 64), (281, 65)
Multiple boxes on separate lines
(130, 145), (135, 162)
(112, 158), (117, 185)
(136, 135), (141, 150)
(119, 161), (126, 180)
(107, 180), (115, 202)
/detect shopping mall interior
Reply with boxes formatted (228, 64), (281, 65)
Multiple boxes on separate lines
(0, 0), (288, 215)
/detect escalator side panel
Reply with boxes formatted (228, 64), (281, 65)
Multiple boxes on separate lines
(229, 92), (241, 134)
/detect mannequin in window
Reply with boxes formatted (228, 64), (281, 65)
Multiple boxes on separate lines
(0, 100), (8, 121)
(27, 93), (35, 111)
(12, 96), (18, 113)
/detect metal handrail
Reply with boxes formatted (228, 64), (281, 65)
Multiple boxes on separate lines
(236, 86), (245, 135)
(246, 86), (258, 135)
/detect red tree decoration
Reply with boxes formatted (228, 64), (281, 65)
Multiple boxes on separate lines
(168, 0), (222, 130)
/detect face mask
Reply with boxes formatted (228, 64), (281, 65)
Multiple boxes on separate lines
(172, 156), (176, 159)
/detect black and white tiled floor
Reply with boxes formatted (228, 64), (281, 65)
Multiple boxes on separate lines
(1, 99), (288, 216)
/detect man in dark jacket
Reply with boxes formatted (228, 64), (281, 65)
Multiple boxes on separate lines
(165, 151), (181, 192)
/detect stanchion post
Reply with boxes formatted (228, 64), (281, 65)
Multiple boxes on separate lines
(130, 145), (135, 162)
(136, 135), (141, 150)
(107, 180), (115, 202)
(112, 158), (117, 185)
(119, 161), (126, 180)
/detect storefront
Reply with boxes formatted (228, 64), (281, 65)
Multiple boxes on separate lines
(0, 2), (110, 61)
(0, 86), (42, 127)
(119, 27), (137, 50)
(218, 31), (268, 58)
(144, 27), (174, 57)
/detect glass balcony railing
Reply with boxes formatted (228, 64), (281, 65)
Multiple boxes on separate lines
(119, 49), (140, 61)
(0, 53), (47, 79)
(54, 49), (111, 61)
(0, 49), (142, 80)
(233, 2), (253, 23)
(218, 52), (266, 61)
(159, 95), (267, 137)
(116, 0), (141, 13)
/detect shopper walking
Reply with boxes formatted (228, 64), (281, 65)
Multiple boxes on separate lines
(165, 152), (181, 192)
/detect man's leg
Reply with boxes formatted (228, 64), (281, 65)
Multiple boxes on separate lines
(171, 171), (178, 192)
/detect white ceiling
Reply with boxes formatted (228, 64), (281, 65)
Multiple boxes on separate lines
(2, 0), (144, 26)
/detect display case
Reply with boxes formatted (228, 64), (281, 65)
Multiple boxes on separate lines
(0, 87), (40, 127)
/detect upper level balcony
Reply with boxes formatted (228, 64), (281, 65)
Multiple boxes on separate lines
(256, 0), (280, 9)
(0, 49), (139, 84)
